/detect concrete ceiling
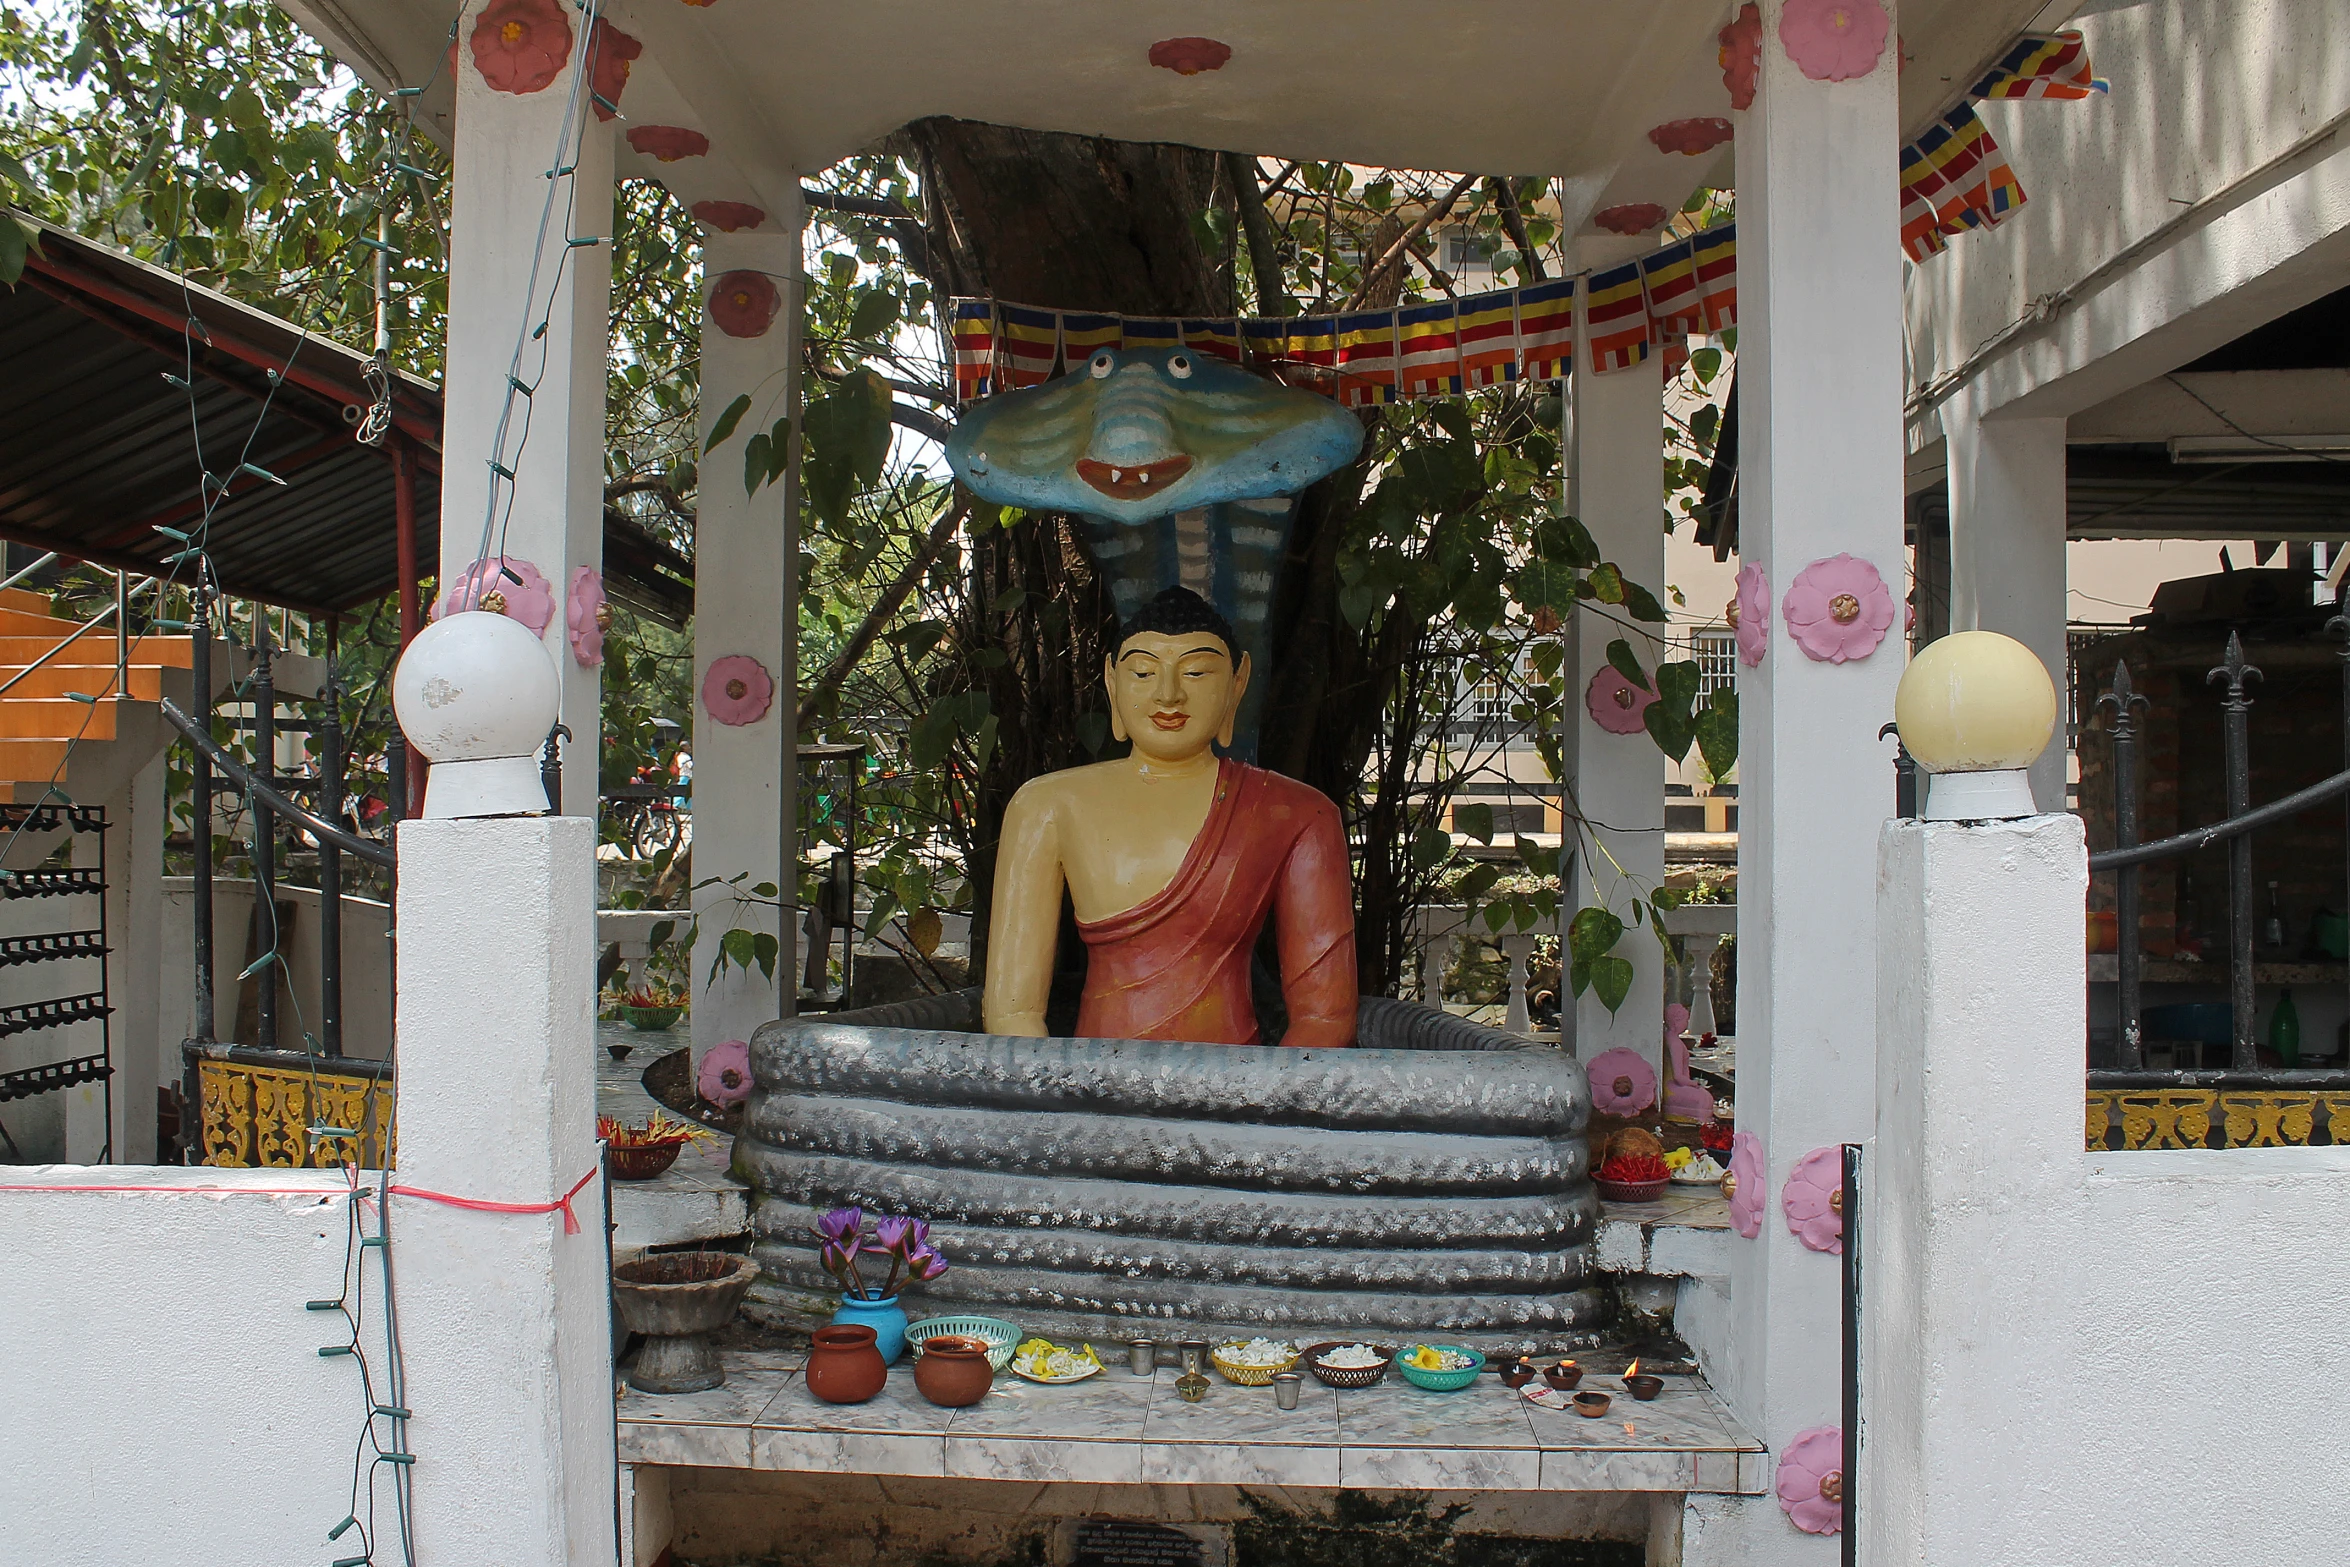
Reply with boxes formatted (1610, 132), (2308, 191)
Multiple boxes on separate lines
(282, 0), (2058, 245)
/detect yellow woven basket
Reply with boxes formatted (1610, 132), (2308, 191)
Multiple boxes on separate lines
(1211, 1341), (1300, 1385)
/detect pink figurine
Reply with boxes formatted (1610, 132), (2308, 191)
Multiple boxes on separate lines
(1661, 1002), (1715, 1124)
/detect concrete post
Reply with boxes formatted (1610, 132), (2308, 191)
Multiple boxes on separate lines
(440, 6), (614, 814)
(1865, 813), (2084, 1563)
(392, 815), (613, 1567)
(104, 752), (165, 1162)
(692, 219), (804, 1062)
(1946, 405), (2070, 810)
(1565, 304), (1667, 1069)
(1697, 4), (1907, 1559)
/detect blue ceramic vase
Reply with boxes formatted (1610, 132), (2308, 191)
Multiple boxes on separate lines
(830, 1293), (908, 1365)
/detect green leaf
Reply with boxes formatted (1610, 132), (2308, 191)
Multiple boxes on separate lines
(1536, 514), (1602, 569)
(763, 415), (792, 485)
(646, 920), (675, 948)
(1587, 563), (1624, 604)
(1645, 693), (1695, 763)
(0, 216), (27, 288)
(1605, 639), (1648, 686)
(847, 287), (900, 341)
(743, 431), (771, 497)
(1653, 660), (1701, 710)
(1411, 822), (1452, 872)
(1694, 689), (1740, 779)
(751, 932), (779, 981)
(1453, 801), (1494, 845)
(1589, 954), (1635, 1013)
(707, 393), (752, 451)
(1454, 863), (1501, 905)
(1619, 579), (1670, 624)
(1567, 905), (1624, 965)
(1689, 347), (1723, 385)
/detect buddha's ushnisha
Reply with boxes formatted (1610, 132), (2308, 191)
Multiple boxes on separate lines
(984, 587), (1358, 1047)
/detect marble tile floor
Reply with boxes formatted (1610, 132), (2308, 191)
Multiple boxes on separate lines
(618, 1357), (1766, 1495)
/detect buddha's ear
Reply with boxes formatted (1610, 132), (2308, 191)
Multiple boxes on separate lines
(1105, 654), (1128, 743)
(1218, 652), (1252, 748)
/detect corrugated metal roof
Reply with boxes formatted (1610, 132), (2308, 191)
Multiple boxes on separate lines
(2, 215), (444, 614)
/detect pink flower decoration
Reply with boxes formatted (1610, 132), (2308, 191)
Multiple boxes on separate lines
(1781, 1145), (1845, 1254)
(1732, 564), (1769, 667)
(586, 19), (641, 121)
(703, 654), (774, 726)
(1594, 203), (1669, 236)
(628, 126), (710, 163)
(1149, 37), (1232, 75)
(435, 556), (554, 636)
(1586, 665), (1656, 736)
(1782, 554), (1894, 664)
(469, 0), (571, 96)
(567, 567), (609, 667)
(1727, 1130), (1765, 1237)
(707, 269), (780, 337)
(693, 201), (768, 234)
(1719, 3), (1762, 111)
(697, 1039), (753, 1109)
(1778, 0), (1890, 83)
(1776, 1425), (1845, 1534)
(1648, 117), (1735, 156)
(1585, 1047), (1657, 1117)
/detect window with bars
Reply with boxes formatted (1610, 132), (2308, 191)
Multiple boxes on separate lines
(1686, 630), (1737, 700)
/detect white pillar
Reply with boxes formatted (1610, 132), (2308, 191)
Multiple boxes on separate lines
(1865, 814), (2084, 1565)
(440, 6), (613, 814)
(1946, 405), (2069, 810)
(692, 218), (803, 1061)
(1565, 292), (1667, 1070)
(104, 752), (166, 1162)
(392, 815), (613, 1567)
(1700, 6), (1907, 1560)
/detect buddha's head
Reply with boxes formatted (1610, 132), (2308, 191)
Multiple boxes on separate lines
(1105, 587), (1251, 762)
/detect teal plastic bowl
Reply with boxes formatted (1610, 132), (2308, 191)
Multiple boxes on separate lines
(905, 1315), (1023, 1373)
(1394, 1344), (1486, 1391)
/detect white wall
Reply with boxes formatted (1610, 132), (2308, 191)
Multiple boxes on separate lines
(1866, 814), (2350, 1564)
(0, 1167), (366, 1567)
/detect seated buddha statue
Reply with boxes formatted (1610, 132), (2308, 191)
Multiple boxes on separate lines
(984, 587), (1358, 1048)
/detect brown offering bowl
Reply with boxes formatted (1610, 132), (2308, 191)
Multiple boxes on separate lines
(1500, 1359), (1537, 1389)
(1544, 1362), (1584, 1391)
(1623, 1373), (1664, 1401)
(1571, 1390), (1612, 1418)
(1298, 1342), (1395, 1389)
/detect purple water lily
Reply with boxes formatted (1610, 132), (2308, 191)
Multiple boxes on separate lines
(873, 1215), (913, 1253)
(903, 1243), (949, 1284)
(811, 1206), (947, 1301)
(815, 1207), (862, 1245)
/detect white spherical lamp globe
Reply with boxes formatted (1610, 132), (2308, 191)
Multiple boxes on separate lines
(392, 610), (562, 818)
(1894, 630), (2059, 821)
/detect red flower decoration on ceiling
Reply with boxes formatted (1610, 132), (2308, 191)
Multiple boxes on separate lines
(1719, 3), (1762, 111)
(470, 0), (572, 96)
(587, 18), (642, 121)
(1593, 203), (1669, 236)
(1149, 37), (1232, 75)
(707, 269), (780, 337)
(692, 201), (768, 233)
(1649, 117), (1735, 156)
(628, 126), (710, 162)
(1779, 0), (1890, 83)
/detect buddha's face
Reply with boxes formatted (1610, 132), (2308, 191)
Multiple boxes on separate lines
(1105, 631), (1252, 762)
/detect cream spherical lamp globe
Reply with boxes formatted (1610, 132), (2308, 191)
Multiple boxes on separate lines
(1894, 631), (2059, 821)
(392, 610), (562, 818)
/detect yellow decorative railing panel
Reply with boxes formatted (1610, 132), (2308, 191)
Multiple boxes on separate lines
(2085, 1088), (2350, 1151)
(197, 1058), (393, 1168)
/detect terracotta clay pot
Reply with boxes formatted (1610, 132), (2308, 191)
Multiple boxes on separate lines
(806, 1324), (887, 1405)
(912, 1334), (995, 1407)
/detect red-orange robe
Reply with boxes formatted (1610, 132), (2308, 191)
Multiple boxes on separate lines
(1074, 759), (1358, 1048)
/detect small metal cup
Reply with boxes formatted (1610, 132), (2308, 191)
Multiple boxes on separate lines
(1176, 1369), (1210, 1403)
(1272, 1372), (1302, 1410)
(1128, 1339), (1157, 1376)
(1178, 1338), (1209, 1376)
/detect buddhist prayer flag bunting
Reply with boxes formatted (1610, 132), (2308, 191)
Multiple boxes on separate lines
(1899, 104), (2027, 262)
(1120, 317), (1183, 352)
(1395, 299), (1463, 397)
(1585, 261), (1651, 373)
(950, 299), (996, 400)
(1059, 311), (1122, 365)
(1515, 278), (1577, 381)
(997, 303), (1060, 389)
(1638, 241), (1703, 336)
(1691, 224), (1739, 332)
(1283, 315), (1340, 376)
(1971, 31), (2107, 100)
(1457, 291), (1520, 388)
(1240, 316), (1292, 367)
(1183, 317), (1243, 362)
(1335, 311), (1402, 406)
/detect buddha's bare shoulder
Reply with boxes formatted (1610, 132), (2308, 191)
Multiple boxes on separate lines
(1006, 760), (1131, 816)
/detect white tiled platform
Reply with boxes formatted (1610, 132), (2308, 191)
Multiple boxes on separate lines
(618, 1354), (1766, 1494)
(597, 1022), (750, 1252)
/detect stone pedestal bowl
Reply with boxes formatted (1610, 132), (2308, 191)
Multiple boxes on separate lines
(612, 1252), (760, 1393)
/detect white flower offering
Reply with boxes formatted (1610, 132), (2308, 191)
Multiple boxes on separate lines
(1316, 1343), (1385, 1369)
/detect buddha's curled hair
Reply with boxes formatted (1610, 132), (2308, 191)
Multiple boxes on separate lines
(1119, 586), (1239, 662)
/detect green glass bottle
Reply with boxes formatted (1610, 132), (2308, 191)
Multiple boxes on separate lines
(2267, 987), (2301, 1067)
